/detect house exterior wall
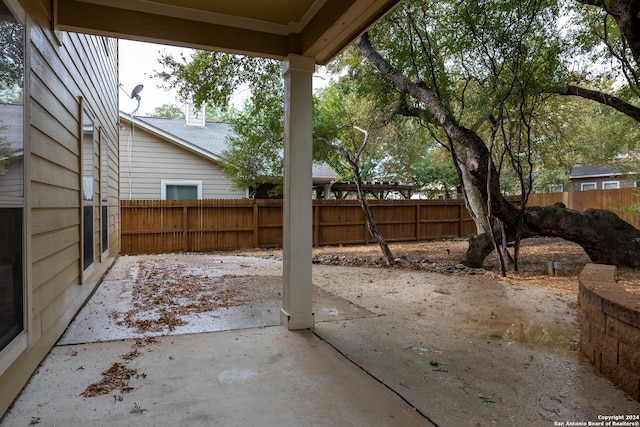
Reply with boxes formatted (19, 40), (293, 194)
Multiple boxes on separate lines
(568, 176), (638, 192)
(119, 122), (247, 200)
(0, 0), (120, 416)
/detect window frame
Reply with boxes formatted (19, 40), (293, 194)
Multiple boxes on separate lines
(0, 0), (28, 374)
(161, 179), (203, 200)
(548, 184), (563, 193)
(80, 102), (95, 279)
(99, 127), (109, 259)
(602, 181), (620, 190)
(580, 182), (597, 191)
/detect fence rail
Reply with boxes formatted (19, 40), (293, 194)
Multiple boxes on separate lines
(120, 188), (639, 255)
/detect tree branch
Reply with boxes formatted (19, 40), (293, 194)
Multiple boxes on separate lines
(357, 32), (520, 223)
(550, 85), (640, 122)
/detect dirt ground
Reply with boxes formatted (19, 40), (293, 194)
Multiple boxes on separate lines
(229, 236), (640, 295)
(4, 238), (639, 425)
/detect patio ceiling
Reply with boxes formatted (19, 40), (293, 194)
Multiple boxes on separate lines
(54, 0), (402, 64)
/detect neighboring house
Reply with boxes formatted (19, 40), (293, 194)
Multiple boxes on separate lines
(119, 111), (338, 200)
(568, 165), (639, 192)
(0, 104), (24, 197)
(0, 0), (400, 416)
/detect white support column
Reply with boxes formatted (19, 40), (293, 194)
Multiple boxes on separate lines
(280, 54), (315, 330)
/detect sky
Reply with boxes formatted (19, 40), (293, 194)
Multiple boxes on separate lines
(118, 39), (194, 116)
(118, 40), (329, 117)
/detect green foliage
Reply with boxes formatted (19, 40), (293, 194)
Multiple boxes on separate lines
(0, 19), (23, 91)
(410, 148), (459, 197)
(152, 0), (640, 202)
(623, 197), (640, 217)
(569, 0), (639, 96)
(362, 0), (571, 198)
(147, 103), (184, 119)
(220, 71), (285, 195)
(155, 51), (280, 110)
(532, 168), (567, 193)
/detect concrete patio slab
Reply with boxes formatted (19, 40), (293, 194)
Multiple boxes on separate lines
(2, 254), (639, 426)
(2, 328), (430, 426)
(59, 255), (375, 345)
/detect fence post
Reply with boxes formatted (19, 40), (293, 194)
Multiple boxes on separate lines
(458, 204), (463, 237)
(253, 202), (259, 248)
(182, 205), (188, 251)
(313, 203), (319, 246)
(416, 203), (420, 241)
(363, 204), (369, 244)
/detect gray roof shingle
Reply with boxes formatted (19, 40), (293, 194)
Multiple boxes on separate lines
(570, 165), (626, 179)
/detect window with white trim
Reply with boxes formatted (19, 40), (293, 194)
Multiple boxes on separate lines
(100, 130), (109, 256)
(82, 109), (95, 273)
(548, 184), (563, 193)
(0, 0), (25, 354)
(580, 182), (597, 191)
(161, 180), (203, 200)
(602, 181), (619, 190)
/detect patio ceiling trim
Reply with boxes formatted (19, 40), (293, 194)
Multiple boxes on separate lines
(54, 0), (401, 64)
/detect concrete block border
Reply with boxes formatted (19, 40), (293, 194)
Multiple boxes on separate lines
(578, 264), (640, 401)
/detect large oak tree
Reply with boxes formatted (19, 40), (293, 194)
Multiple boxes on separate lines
(355, 0), (640, 269)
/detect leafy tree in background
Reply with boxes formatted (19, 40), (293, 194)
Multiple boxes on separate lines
(147, 103), (185, 119)
(410, 148), (459, 198)
(356, 0), (640, 268)
(0, 19), (23, 93)
(549, 0), (640, 121)
(220, 71), (285, 196)
(153, 0), (640, 269)
(0, 17), (23, 170)
(314, 75), (400, 264)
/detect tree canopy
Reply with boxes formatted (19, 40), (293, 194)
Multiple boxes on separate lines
(153, 0), (640, 268)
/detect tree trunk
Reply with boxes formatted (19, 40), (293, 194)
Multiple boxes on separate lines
(464, 205), (640, 269)
(455, 151), (491, 234)
(314, 133), (395, 265)
(358, 32), (640, 269)
(354, 173), (395, 265)
(578, 0), (640, 64)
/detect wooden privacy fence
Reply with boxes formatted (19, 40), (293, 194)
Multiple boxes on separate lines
(120, 198), (476, 254)
(120, 188), (639, 255)
(525, 187), (639, 229)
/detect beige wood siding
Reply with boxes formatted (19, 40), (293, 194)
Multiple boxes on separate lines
(0, 0), (120, 416)
(119, 122), (246, 200)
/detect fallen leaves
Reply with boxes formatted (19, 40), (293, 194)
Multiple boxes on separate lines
(82, 260), (249, 399)
(113, 259), (248, 334)
(80, 363), (137, 398)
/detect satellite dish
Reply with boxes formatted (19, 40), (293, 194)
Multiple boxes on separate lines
(130, 84), (144, 101)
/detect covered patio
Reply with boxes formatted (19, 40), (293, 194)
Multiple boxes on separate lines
(2, 253), (637, 425)
(54, 0), (402, 331)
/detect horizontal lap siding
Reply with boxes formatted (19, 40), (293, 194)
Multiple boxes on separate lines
(29, 27), (119, 336)
(0, 0), (120, 416)
(119, 124), (245, 200)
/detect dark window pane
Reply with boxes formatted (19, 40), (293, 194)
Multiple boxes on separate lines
(0, 208), (23, 350)
(83, 206), (93, 270)
(166, 185), (198, 200)
(102, 205), (108, 252)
